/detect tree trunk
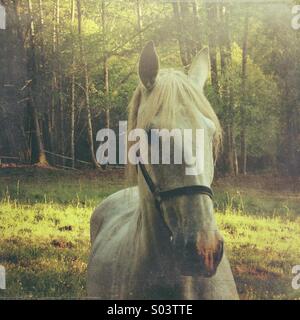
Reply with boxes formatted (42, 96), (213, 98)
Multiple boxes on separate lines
(77, 0), (100, 168)
(38, 0), (45, 68)
(50, 1), (58, 163)
(55, 0), (65, 166)
(191, 0), (201, 53)
(101, 0), (110, 131)
(240, 11), (249, 175)
(70, 0), (76, 168)
(206, 2), (219, 94)
(27, 0), (48, 166)
(136, 0), (143, 50)
(172, 1), (190, 68)
(179, 2), (192, 63)
(12, 0), (28, 161)
(218, 4), (236, 175)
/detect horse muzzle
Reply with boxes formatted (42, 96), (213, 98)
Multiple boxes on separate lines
(176, 231), (224, 277)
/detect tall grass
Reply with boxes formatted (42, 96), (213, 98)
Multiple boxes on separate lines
(0, 169), (299, 299)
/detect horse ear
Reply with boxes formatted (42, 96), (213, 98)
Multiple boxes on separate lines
(139, 41), (159, 91)
(188, 47), (210, 91)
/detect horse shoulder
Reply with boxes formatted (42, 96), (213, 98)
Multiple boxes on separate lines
(90, 186), (139, 244)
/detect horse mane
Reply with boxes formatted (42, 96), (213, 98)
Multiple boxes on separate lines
(127, 68), (222, 184)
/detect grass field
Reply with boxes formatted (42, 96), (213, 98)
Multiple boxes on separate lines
(0, 167), (299, 299)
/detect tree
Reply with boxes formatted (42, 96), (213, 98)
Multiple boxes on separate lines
(0, 0), (297, 176)
(70, 0), (76, 168)
(218, 4), (238, 175)
(27, 0), (48, 166)
(206, 2), (219, 94)
(77, 0), (99, 168)
(240, 10), (249, 175)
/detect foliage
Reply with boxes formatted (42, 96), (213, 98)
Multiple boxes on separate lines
(0, 1), (299, 174)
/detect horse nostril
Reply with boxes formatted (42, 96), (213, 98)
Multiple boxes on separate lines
(183, 240), (198, 258)
(178, 236), (224, 277)
(187, 239), (197, 250)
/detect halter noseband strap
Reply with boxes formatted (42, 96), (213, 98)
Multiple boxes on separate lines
(138, 162), (214, 210)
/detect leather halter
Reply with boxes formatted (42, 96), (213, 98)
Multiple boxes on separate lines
(138, 162), (214, 212)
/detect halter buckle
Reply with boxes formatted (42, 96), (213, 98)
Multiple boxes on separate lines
(153, 189), (162, 204)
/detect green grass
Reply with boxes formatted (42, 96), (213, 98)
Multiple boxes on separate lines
(0, 201), (90, 298)
(0, 168), (299, 299)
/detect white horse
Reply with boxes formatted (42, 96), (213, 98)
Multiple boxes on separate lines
(87, 42), (239, 300)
